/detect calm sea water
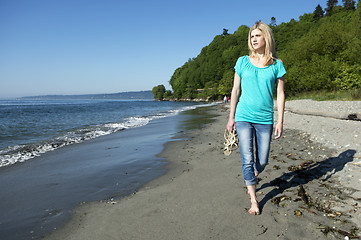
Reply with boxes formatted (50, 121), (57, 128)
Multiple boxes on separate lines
(0, 99), (208, 168)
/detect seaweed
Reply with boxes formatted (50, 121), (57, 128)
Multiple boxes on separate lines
(271, 195), (291, 206)
(297, 185), (309, 205)
(317, 225), (360, 239)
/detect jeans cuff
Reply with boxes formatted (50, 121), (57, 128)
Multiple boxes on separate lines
(244, 178), (257, 186)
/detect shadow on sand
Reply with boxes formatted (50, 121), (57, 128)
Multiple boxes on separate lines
(257, 149), (356, 211)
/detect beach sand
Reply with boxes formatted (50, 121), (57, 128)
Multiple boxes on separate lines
(45, 100), (361, 240)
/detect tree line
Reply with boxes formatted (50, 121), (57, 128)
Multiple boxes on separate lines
(153, 0), (361, 100)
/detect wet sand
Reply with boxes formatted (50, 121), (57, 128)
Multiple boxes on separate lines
(45, 100), (361, 240)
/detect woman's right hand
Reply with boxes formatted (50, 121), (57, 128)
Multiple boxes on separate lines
(226, 72), (240, 133)
(227, 118), (235, 132)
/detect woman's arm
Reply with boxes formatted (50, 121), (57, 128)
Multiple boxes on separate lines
(227, 72), (241, 132)
(275, 76), (285, 139)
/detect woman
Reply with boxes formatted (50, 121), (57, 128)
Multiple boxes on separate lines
(226, 21), (286, 215)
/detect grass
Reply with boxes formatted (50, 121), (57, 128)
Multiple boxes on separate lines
(286, 88), (361, 101)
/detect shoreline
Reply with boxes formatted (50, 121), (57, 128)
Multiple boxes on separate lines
(45, 100), (361, 240)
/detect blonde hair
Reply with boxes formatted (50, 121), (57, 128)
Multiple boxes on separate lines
(248, 21), (277, 66)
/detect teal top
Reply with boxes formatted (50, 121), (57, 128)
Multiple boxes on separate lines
(234, 56), (286, 124)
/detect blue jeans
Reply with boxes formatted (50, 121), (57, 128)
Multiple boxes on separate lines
(235, 121), (273, 186)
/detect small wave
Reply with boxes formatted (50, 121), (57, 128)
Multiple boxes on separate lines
(0, 102), (216, 168)
(0, 122), (128, 167)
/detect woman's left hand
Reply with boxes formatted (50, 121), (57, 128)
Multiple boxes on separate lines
(274, 122), (283, 139)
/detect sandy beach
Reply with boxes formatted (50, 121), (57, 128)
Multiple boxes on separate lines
(45, 100), (361, 240)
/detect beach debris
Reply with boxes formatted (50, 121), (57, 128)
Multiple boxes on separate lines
(297, 185), (309, 205)
(351, 202), (359, 213)
(105, 198), (118, 204)
(271, 195), (291, 206)
(298, 160), (314, 168)
(299, 206), (316, 214)
(288, 160), (314, 172)
(327, 212), (342, 218)
(317, 225), (360, 239)
(347, 113), (360, 121)
(294, 209), (302, 217)
(223, 129), (238, 156)
(286, 153), (298, 160)
(256, 177), (262, 183)
(310, 197), (348, 219)
(288, 165), (300, 171)
(273, 165), (280, 170)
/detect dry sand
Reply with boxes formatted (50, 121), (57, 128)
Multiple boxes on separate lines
(45, 100), (361, 240)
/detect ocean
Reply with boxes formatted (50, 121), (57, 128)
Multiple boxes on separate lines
(0, 99), (209, 167)
(0, 99), (216, 240)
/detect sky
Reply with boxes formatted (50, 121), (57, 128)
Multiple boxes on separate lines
(0, 0), (328, 98)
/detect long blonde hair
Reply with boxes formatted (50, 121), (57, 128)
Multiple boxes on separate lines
(248, 21), (277, 66)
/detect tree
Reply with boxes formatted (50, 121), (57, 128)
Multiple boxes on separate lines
(163, 90), (173, 99)
(342, 0), (356, 10)
(270, 17), (276, 26)
(152, 85), (166, 100)
(325, 0), (338, 16)
(313, 4), (325, 20)
(218, 70), (235, 96)
(223, 28), (229, 36)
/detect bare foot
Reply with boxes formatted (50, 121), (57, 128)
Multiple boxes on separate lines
(248, 200), (260, 215)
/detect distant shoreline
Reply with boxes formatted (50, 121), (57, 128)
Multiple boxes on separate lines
(19, 90), (154, 100)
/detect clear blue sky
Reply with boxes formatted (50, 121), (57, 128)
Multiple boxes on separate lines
(0, 0), (327, 98)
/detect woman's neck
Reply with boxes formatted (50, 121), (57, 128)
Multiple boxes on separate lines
(250, 52), (267, 68)
(253, 50), (266, 59)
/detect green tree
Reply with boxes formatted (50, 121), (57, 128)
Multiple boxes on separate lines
(152, 85), (166, 100)
(342, 0), (356, 10)
(218, 70), (235, 96)
(334, 61), (361, 90)
(325, 0), (338, 16)
(198, 81), (220, 100)
(163, 90), (173, 99)
(270, 17), (276, 26)
(313, 4), (324, 20)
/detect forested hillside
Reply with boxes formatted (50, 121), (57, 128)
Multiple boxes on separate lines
(153, 0), (361, 100)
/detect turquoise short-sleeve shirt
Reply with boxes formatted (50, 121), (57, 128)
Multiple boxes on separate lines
(234, 56), (286, 124)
